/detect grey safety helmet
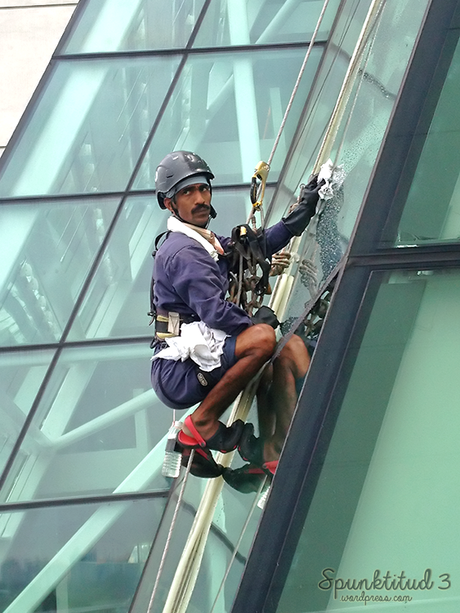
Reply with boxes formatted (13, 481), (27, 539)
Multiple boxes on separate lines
(155, 150), (216, 218)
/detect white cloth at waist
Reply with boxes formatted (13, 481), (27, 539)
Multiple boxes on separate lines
(151, 321), (229, 372)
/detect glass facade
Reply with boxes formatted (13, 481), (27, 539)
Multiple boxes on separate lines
(1, 0), (459, 612)
(389, 29), (460, 246)
(277, 268), (460, 612)
(233, 1), (460, 612)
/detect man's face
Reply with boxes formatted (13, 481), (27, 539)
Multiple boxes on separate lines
(165, 183), (212, 227)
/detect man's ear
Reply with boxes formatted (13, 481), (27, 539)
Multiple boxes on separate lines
(163, 197), (173, 213)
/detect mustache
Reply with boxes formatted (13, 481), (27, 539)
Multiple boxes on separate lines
(192, 203), (211, 213)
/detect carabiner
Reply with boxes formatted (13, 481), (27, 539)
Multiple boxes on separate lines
(250, 161), (270, 211)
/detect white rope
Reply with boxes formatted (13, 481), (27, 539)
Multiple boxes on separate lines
(209, 478), (266, 613)
(267, 0), (333, 168)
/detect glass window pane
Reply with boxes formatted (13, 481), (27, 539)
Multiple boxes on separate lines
(277, 268), (460, 612)
(0, 56), (181, 197)
(0, 198), (120, 347)
(391, 31), (460, 246)
(66, 196), (159, 342)
(0, 498), (167, 612)
(267, 0), (430, 324)
(61, 0), (207, 53)
(0, 349), (55, 478)
(193, 0), (339, 47)
(133, 46), (322, 189)
(0, 342), (174, 502)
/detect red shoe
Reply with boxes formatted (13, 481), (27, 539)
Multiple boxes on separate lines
(261, 460), (278, 476)
(178, 415), (249, 453)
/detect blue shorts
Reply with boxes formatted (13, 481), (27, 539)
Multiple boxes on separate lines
(151, 336), (238, 410)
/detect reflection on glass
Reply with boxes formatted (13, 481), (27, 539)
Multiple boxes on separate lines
(193, 0), (339, 47)
(62, 0), (207, 53)
(0, 349), (55, 478)
(0, 498), (167, 612)
(394, 32), (460, 246)
(134, 46), (322, 189)
(277, 268), (460, 612)
(67, 196), (160, 341)
(269, 0), (430, 326)
(0, 198), (120, 347)
(0, 342), (173, 503)
(0, 56), (181, 197)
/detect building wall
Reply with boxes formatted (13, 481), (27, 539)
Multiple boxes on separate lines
(0, 0), (78, 157)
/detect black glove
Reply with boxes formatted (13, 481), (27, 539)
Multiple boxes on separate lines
(251, 305), (280, 329)
(282, 174), (324, 236)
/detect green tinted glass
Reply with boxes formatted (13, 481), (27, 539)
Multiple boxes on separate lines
(277, 268), (460, 612)
(131, 470), (266, 612)
(0, 498), (168, 612)
(0, 342), (172, 503)
(0, 349), (55, 478)
(66, 196), (159, 342)
(393, 32), (460, 246)
(0, 56), (180, 197)
(193, 0), (338, 47)
(0, 198), (120, 347)
(61, 0), (207, 53)
(133, 46), (322, 189)
(268, 0), (430, 325)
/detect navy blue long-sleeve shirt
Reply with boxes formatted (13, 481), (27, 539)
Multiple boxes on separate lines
(153, 219), (294, 337)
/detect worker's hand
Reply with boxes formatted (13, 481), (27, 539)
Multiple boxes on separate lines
(282, 175), (325, 236)
(270, 251), (291, 276)
(251, 305), (280, 329)
(299, 174), (324, 212)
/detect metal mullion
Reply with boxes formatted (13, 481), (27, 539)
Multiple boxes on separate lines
(0, 190), (127, 206)
(347, 244), (460, 269)
(54, 40), (317, 62)
(232, 263), (373, 613)
(0, 182), (278, 206)
(0, 489), (169, 513)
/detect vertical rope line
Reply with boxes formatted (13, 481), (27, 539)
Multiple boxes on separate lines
(267, 0), (333, 168)
(209, 479), (267, 613)
(146, 449), (195, 613)
(333, 0), (387, 165)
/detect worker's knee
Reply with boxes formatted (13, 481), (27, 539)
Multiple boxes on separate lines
(235, 323), (276, 361)
(251, 323), (277, 357)
(282, 334), (306, 358)
(277, 334), (310, 375)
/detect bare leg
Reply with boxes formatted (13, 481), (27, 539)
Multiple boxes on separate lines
(260, 334), (310, 462)
(184, 324), (276, 440)
(256, 363), (276, 440)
